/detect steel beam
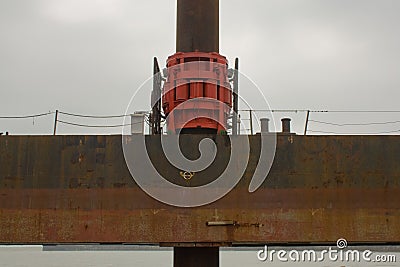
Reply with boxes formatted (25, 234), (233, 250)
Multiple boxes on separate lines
(1, 135), (400, 244)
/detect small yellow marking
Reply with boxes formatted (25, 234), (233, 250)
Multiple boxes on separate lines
(310, 208), (324, 216)
(212, 209), (219, 221)
(180, 171), (195, 181)
(151, 209), (165, 215)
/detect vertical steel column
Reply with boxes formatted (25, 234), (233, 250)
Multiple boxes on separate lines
(174, 247), (219, 267)
(176, 0), (219, 53)
(174, 1), (221, 265)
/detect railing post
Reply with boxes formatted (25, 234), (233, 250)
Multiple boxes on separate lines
(53, 110), (59, 135)
(304, 110), (310, 135)
(232, 58), (239, 135)
(249, 110), (254, 135)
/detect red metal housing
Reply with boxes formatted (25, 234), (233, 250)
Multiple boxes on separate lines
(162, 52), (232, 134)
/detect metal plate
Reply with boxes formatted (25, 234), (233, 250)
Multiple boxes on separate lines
(0, 135), (399, 244)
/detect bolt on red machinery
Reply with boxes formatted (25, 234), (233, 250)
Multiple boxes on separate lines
(151, 0), (239, 135)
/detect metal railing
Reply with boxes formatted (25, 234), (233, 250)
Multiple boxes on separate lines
(2, 109), (400, 135)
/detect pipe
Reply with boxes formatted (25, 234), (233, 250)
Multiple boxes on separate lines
(282, 118), (291, 133)
(177, 0), (219, 53)
(260, 118), (270, 134)
(174, 247), (219, 267)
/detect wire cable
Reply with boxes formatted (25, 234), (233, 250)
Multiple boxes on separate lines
(311, 110), (400, 113)
(58, 111), (132, 119)
(57, 120), (144, 128)
(239, 109), (309, 113)
(308, 129), (400, 135)
(0, 111), (54, 119)
(309, 119), (400, 127)
(238, 109), (400, 113)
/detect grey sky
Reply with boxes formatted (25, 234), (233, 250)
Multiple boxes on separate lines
(0, 0), (399, 134)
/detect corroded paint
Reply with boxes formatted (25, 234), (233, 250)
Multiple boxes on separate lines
(0, 135), (400, 244)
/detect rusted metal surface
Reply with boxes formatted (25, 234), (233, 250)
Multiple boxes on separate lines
(0, 135), (400, 244)
(176, 0), (219, 53)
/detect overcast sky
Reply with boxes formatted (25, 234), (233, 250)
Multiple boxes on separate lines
(0, 0), (399, 135)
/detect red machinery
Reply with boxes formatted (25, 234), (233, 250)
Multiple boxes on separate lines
(151, 0), (238, 135)
(162, 52), (232, 134)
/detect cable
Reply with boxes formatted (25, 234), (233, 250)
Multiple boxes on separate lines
(312, 110), (400, 113)
(238, 109), (400, 113)
(57, 120), (144, 128)
(307, 130), (338, 134)
(239, 109), (309, 113)
(58, 111), (132, 119)
(309, 119), (400, 127)
(0, 111), (54, 119)
(308, 129), (400, 135)
(2, 110), (399, 119)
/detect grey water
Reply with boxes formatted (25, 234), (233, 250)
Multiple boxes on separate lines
(0, 246), (399, 267)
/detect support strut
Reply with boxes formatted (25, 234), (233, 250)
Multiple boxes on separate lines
(174, 247), (219, 267)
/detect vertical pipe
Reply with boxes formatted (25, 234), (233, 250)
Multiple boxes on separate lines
(260, 118), (270, 134)
(53, 110), (59, 135)
(174, 1), (221, 263)
(177, 0), (219, 52)
(232, 58), (239, 135)
(282, 118), (292, 133)
(131, 114), (145, 135)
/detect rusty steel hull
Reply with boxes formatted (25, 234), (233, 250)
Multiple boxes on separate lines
(0, 135), (400, 245)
